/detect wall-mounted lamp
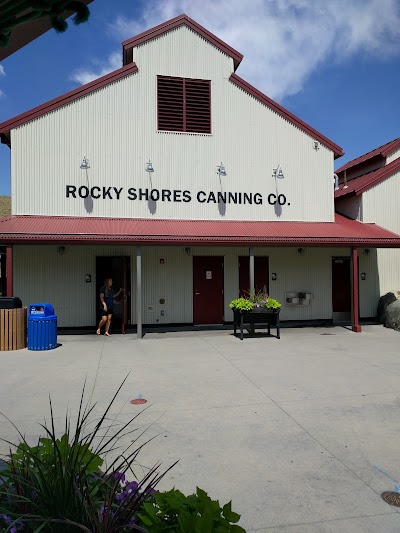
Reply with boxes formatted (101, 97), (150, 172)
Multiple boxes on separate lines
(185, 247), (191, 256)
(57, 246), (66, 256)
(80, 156), (90, 170)
(361, 272), (367, 281)
(297, 248), (304, 255)
(146, 159), (154, 172)
(271, 273), (277, 281)
(217, 162), (226, 176)
(272, 165), (284, 178)
(363, 248), (371, 256)
(313, 140), (320, 151)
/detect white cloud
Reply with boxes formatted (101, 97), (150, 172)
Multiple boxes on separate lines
(0, 65), (5, 76)
(107, 0), (400, 101)
(70, 52), (122, 85)
(0, 89), (4, 98)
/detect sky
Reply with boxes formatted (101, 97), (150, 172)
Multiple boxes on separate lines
(0, 0), (400, 196)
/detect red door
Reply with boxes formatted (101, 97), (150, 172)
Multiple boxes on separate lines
(332, 257), (351, 312)
(239, 256), (269, 297)
(193, 256), (224, 325)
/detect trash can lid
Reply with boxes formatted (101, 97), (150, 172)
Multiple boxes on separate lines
(29, 303), (55, 317)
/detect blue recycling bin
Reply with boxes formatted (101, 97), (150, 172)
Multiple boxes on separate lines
(27, 303), (57, 351)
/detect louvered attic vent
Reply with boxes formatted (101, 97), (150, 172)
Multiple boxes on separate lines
(157, 76), (211, 134)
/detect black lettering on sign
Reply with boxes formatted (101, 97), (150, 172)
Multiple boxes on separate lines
(268, 194), (277, 205)
(128, 188), (137, 200)
(173, 190), (182, 202)
(103, 187), (112, 199)
(78, 186), (89, 198)
(162, 189), (172, 201)
(66, 185), (77, 198)
(183, 190), (191, 202)
(113, 187), (123, 199)
(217, 192), (226, 203)
(254, 193), (262, 205)
(150, 189), (160, 202)
(197, 191), (206, 203)
(91, 186), (101, 199)
(243, 193), (252, 204)
(278, 194), (286, 205)
(139, 188), (149, 201)
(207, 191), (216, 203)
(228, 192), (237, 204)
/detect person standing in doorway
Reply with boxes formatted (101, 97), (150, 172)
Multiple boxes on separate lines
(96, 278), (124, 336)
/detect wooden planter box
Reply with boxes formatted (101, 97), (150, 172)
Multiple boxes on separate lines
(233, 308), (280, 340)
(0, 307), (27, 351)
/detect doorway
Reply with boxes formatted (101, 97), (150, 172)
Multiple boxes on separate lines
(239, 256), (269, 297)
(96, 256), (131, 333)
(193, 256), (224, 325)
(332, 257), (351, 322)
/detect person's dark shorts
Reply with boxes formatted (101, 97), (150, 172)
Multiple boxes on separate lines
(100, 309), (113, 317)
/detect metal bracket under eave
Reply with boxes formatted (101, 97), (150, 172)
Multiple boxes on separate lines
(0, 133), (10, 148)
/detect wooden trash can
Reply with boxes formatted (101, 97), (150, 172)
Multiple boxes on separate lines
(0, 307), (27, 351)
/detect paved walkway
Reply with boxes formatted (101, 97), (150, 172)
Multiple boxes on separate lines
(1, 325), (400, 532)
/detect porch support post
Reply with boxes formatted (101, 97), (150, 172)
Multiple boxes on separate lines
(136, 246), (142, 339)
(249, 247), (255, 295)
(6, 244), (13, 296)
(351, 247), (362, 333)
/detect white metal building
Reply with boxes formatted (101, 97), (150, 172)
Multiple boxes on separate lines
(1, 14), (400, 337)
(335, 138), (400, 297)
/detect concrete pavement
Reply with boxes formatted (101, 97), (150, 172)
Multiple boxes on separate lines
(1, 325), (400, 531)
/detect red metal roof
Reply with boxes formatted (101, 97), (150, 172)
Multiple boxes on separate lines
(0, 63), (139, 140)
(122, 14), (243, 71)
(336, 137), (400, 174)
(335, 157), (400, 199)
(229, 74), (343, 159)
(1, 214), (399, 247)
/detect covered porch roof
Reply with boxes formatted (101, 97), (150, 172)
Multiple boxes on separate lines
(1, 213), (400, 247)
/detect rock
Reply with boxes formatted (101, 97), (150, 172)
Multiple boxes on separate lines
(384, 300), (400, 332)
(377, 292), (399, 323)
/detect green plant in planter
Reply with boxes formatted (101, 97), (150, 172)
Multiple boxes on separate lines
(264, 298), (281, 309)
(229, 298), (254, 312)
(137, 487), (245, 532)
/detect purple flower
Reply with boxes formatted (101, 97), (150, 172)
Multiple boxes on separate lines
(111, 470), (126, 484)
(144, 486), (157, 495)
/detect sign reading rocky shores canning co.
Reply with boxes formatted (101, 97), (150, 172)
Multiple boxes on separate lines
(65, 186), (291, 206)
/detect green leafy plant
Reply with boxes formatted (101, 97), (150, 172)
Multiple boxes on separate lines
(229, 293), (281, 311)
(137, 487), (245, 533)
(0, 376), (172, 532)
(229, 298), (253, 312)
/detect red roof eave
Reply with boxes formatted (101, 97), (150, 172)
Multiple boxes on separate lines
(122, 14), (243, 70)
(0, 63), (139, 137)
(229, 74), (344, 159)
(336, 137), (400, 174)
(335, 157), (400, 199)
(1, 214), (400, 248)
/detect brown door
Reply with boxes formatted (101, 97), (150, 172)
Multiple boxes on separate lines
(239, 256), (269, 297)
(193, 256), (224, 325)
(332, 257), (351, 313)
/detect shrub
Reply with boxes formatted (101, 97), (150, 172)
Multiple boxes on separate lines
(137, 487), (245, 532)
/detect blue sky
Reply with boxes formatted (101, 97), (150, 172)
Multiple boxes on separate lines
(1, 0), (400, 196)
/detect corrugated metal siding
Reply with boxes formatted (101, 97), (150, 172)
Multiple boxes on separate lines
(13, 244), (359, 326)
(386, 150), (400, 164)
(363, 169), (400, 295)
(335, 196), (362, 221)
(358, 249), (380, 318)
(12, 26), (334, 222)
(13, 245), (136, 328)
